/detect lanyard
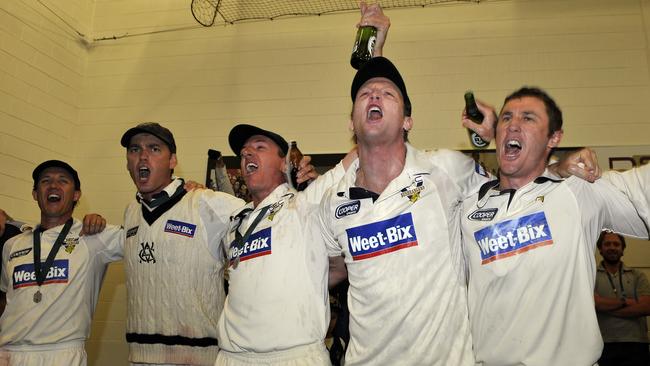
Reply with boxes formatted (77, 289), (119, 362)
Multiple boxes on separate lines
(32, 218), (73, 302)
(603, 262), (626, 300)
(230, 205), (270, 268)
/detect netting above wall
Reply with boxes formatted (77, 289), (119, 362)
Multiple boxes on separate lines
(191, 0), (479, 27)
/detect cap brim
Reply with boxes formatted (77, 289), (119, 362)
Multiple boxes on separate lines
(229, 124), (289, 156)
(32, 160), (80, 190)
(351, 57), (411, 116)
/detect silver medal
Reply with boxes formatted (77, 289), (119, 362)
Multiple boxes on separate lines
(33, 290), (42, 303)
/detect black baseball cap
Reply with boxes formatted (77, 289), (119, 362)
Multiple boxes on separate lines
(350, 56), (412, 116)
(32, 160), (81, 190)
(229, 124), (289, 156)
(120, 122), (177, 153)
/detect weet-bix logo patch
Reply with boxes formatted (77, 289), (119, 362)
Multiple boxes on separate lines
(229, 227), (272, 264)
(346, 213), (418, 261)
(13, 259), (69, 289)
(474, 211), (553, 265)
(164, 220), (196, 238)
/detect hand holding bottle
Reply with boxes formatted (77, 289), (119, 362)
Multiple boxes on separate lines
(461, 92), (497, 148)
(358, 2), (390, 57)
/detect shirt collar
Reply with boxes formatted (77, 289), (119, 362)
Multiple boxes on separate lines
(337, 143), (423, 199)
(138, 177), (183, 210)
(477, 168), (563, 201)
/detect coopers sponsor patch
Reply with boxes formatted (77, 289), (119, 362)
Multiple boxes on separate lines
(164, 220), (196, 238)
(230, 227), (272, 264)
(9, 248), (32, 261)
(474, 211), (553, 264)
(336, 201), (360, 219)
(13, 259), (69, 289)
(468, 208), (498, 221)
(346, 213), (418, 261)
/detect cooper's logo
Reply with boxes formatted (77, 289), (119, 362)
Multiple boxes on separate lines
(229, 227), (272, 265)
(474, 211), (553, 264)
(335, 201), (361, 219)
(468, 208), (498, 221)
(346, 213), (418, 261)
(164, 220), (196, 238)
(13, 259), (69, 289)
(9, 248), (32, 261)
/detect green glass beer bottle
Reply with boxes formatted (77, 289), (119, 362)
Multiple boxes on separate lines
(465, 91), (488, 148)
(350, 26), (377, 70)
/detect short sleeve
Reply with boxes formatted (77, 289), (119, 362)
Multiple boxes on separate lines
(635, 270), (650, 297)
(319, 187), (343, 257)
(429, 149), (491, 199)
(199, 190), (245, 260)
(93, 224), (125, 263)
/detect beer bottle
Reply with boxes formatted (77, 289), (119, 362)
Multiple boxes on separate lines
(350, 26), (377, 70)
(288, 141), (308, 191)
(464, 91), (488, 149)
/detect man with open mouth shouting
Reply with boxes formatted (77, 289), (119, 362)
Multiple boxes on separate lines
(120, 123), (244, 366)
(460, 87), (650, 365)
(214, 124), (355, 366)
(0, 160), (122, 366)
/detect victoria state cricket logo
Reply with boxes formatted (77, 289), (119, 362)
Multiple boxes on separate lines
(139, 242), (156, 263)
(401, 175), (425, 203)
(64, 237), (79, 254)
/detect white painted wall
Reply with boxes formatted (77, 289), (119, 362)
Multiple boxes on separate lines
(2, 0), (650, 364)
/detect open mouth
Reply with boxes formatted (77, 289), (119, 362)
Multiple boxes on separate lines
(47, 193), (61, 202)
(245, 162), (258, 174)
(138, 166), (150, 180)
(504, 139), (522, 157)
(367, 106), (383, 121)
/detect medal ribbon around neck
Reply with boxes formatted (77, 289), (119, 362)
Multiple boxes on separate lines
(33, 218), (73, 287)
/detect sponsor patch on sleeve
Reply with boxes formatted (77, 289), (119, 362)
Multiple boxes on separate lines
(126, 226), (139, 238)
(229, 227), (272, 264)
(164, 220), (196, 238)
(9, 248), (32, 261)
(13, 259), (69, 289)
(345, 213), (418, 261)
(474, 211), (553, 264)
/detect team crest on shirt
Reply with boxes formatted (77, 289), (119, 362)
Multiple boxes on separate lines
(9, 248), (32, 261)
(139, 242), (156, 263)
(346, 213), (418, 261)
(64, 237), (79, 254)
(400, 175), (425, 203)
(13, 259), (69, 289)
(473, 211), (553, 265)
(229, 227), (272, 265)
(267, 201), (284, 221)
(164, 220), (196, 238)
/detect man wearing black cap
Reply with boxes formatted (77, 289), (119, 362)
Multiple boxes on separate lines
(319, 57), (494, 365)
(214, 124), (355, 365)
(0, 160), (123, 366)
(120, 122), (245, 365)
